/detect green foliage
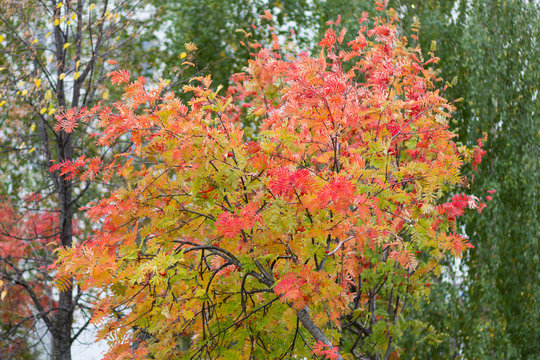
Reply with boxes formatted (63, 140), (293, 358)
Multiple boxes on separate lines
(386, 1), (540, 358)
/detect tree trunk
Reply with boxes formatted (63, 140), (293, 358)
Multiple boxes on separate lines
(52, 132), (74, 360)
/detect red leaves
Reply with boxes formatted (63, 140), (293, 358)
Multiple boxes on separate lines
(273, 272), (306, 308)
(268, 167), (316, 200)
(319, 176), (356, 213)
(472, 135), (487, 171)
(319, 29), (338, 48)
(215, 203), (261, 239)
(313, 341), (341, 360)
(438, 193), (486, 219)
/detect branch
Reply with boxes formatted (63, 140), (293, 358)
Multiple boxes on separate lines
(296, 307), (347, 360)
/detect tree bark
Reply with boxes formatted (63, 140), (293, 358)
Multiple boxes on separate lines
(52, 132), (74, 360)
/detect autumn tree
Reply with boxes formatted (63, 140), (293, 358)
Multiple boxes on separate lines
(0, 1), (159, 358)
(56, 7), (486, 359)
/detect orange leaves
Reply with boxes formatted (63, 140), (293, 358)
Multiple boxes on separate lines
(107, 69), (130, 85)
(260, 9), (273, 21)
(438, 233), (474, 258)
(389, 250), (418, 271)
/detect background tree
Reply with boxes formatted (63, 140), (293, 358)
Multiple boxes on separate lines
(386, 1), (540, 358)
(153, 0), (315, 88)
(0, 1), (159, 358)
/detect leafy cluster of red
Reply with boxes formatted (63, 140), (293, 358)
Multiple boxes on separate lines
(438, 193), (486, 220)
(312, 341), (341, 360)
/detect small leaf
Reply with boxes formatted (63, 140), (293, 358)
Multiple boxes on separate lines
(59, 73), (66, 80)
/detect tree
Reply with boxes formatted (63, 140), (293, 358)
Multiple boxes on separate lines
(55, 7), (487, 359)
(0, 1), (158, 358)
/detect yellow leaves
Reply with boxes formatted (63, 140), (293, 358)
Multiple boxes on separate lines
(180, 52), (187, 59)
(0, 35), (4, 42)
(0, 101), (5, 108)
(74, 71), (81, 80)
(33, 78), (41, 88)
(45, 89), (52, 100)
(63, 42), (71, 49)
(102, 90), (109, 100)
(21, 89), (28, 96)
(183, 309), (195, 321)
(30, 123), (36, 132)
(89, 3), (95, 11)
(59, 73), (66, 80)
(54, 19), (60, 26)
(0, 279), (5, 300)
(184, 42), (197, 52)
(57, 2), (63, 8)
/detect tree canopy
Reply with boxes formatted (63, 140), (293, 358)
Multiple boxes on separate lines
(55, 9), (486, 359)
